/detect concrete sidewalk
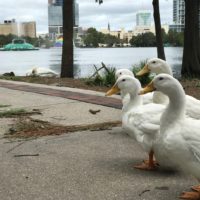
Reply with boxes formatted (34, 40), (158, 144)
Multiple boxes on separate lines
(0, 80), (197, 200)
(0, 79), (122, 130)
(0, 128), (196, 200)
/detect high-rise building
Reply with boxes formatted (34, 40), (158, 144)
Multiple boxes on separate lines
(170, 0), (200, 32)
(173, 0), (185, 25)
(74, 2), (79, 27)
(53, 0), (63, 6)
(136, 11), (151, 27)
(48, 0), (79, 40)
(134, 10), (152, 35)
(169, 0), (185, 32)
(0, 19), (36, 38)
(48, 4), (62, 39)
(48, 0), (63, 6)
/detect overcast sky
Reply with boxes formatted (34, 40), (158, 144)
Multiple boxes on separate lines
(0, 0), (173, 34)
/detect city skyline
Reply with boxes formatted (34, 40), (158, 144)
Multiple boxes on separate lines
(0, 0), (173, 34)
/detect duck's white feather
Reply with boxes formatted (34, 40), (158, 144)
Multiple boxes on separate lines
(113, 75), (165, 154)
(26, 67), (58, 77)
(115, 68), (154, 106)
(145, 58), (200, 119)
(149, 74), (200, 179)
(127, 103), (163, 152)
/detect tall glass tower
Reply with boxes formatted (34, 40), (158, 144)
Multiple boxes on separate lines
(171, 0), (185, 32)
(48, 0), (79, 40)
(53, 0), (63, 6)
(136, 11), (151, 27)
(170, 0), (200, 32)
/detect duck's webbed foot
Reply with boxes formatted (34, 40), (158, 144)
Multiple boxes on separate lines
(143, 159), (159, 166)
(180, 191), (200, 200)
(134, 161), (157, 170)
(192, 185), (200, 192)
(134, 150), (158, 171)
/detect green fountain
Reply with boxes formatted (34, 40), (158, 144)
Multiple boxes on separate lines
(1, 38), (39, 51)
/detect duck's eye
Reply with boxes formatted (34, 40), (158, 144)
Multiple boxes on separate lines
(159, 77), (164, 81)
(152, 61), (156, 64)
(122, 79), (126, 82)
(120, 72), (122, 75)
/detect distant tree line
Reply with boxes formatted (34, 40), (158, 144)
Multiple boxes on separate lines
(130, 30), (184, 47)
(130, 32), (156, 47)
(0, 34), (53, 48)
(83, 28), (120, 47)
(82, 28), (184, 47)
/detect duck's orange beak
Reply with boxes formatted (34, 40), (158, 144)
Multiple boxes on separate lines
(139, 81), (155, 95)
(105, 85), (120, 96)
(136, 64), (150, 76)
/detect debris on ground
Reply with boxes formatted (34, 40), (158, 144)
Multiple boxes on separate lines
(5, 117), (121, 138)
(14, 154), (39, 157)
(0, 108), (41, 118)
(89, 109), (101, 115)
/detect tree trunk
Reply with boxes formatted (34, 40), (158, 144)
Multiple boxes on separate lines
(182, 0), (200, 77)
(152, 0), (166, 60)
(61, 0), (74, 78)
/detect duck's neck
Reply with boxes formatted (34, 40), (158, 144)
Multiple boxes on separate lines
(122, 89), (142, 113)
(161, 85), (186, 131)
(156, 63), (173, 76)
(153, 64), (172, 104)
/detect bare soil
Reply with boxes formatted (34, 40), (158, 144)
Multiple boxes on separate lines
(179, 78), (200, 100)
(5, 117), (121, 139)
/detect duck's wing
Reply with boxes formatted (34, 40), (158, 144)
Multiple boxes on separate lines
(129, 103), (164, 136)
(186, 95), (200, 119)
(182, 119), (200, 163)
(141, 123), (160, 135)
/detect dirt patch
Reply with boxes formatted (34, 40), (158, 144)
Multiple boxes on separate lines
(179, 78), (200, 100)
(5, 117), (121, 138)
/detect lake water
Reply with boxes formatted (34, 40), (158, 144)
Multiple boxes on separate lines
(0, 47), (183, 78)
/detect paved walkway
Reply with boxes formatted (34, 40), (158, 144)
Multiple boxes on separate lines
(0, 79), (122, 128)
(0, 128), (196, 200)
(0, 80), (122, 109)
(0, 79), (197, 200)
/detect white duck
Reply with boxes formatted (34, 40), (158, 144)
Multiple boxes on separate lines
(106, 75), (165, 170)
(115, 69), (135, 79)
(26, 67), (58, 77)
(137, 57), (200, 119)
(140, 74), (200, 199)
(115, 68), (153, 105)
(115, 69), (135, 106)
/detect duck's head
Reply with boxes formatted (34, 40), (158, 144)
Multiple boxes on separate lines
(139, 74), (182, 96)
(106, 75), (141, 96)
(136, 58), (172, 76)
(115, 69), (134, 80)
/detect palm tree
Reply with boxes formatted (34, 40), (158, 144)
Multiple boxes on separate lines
(181, 0), (200, 77)
(61, 0), (74, 78)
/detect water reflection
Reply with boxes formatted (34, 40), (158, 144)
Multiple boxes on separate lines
(0, 47), (183, 78)
(75, 47), (183, 78)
